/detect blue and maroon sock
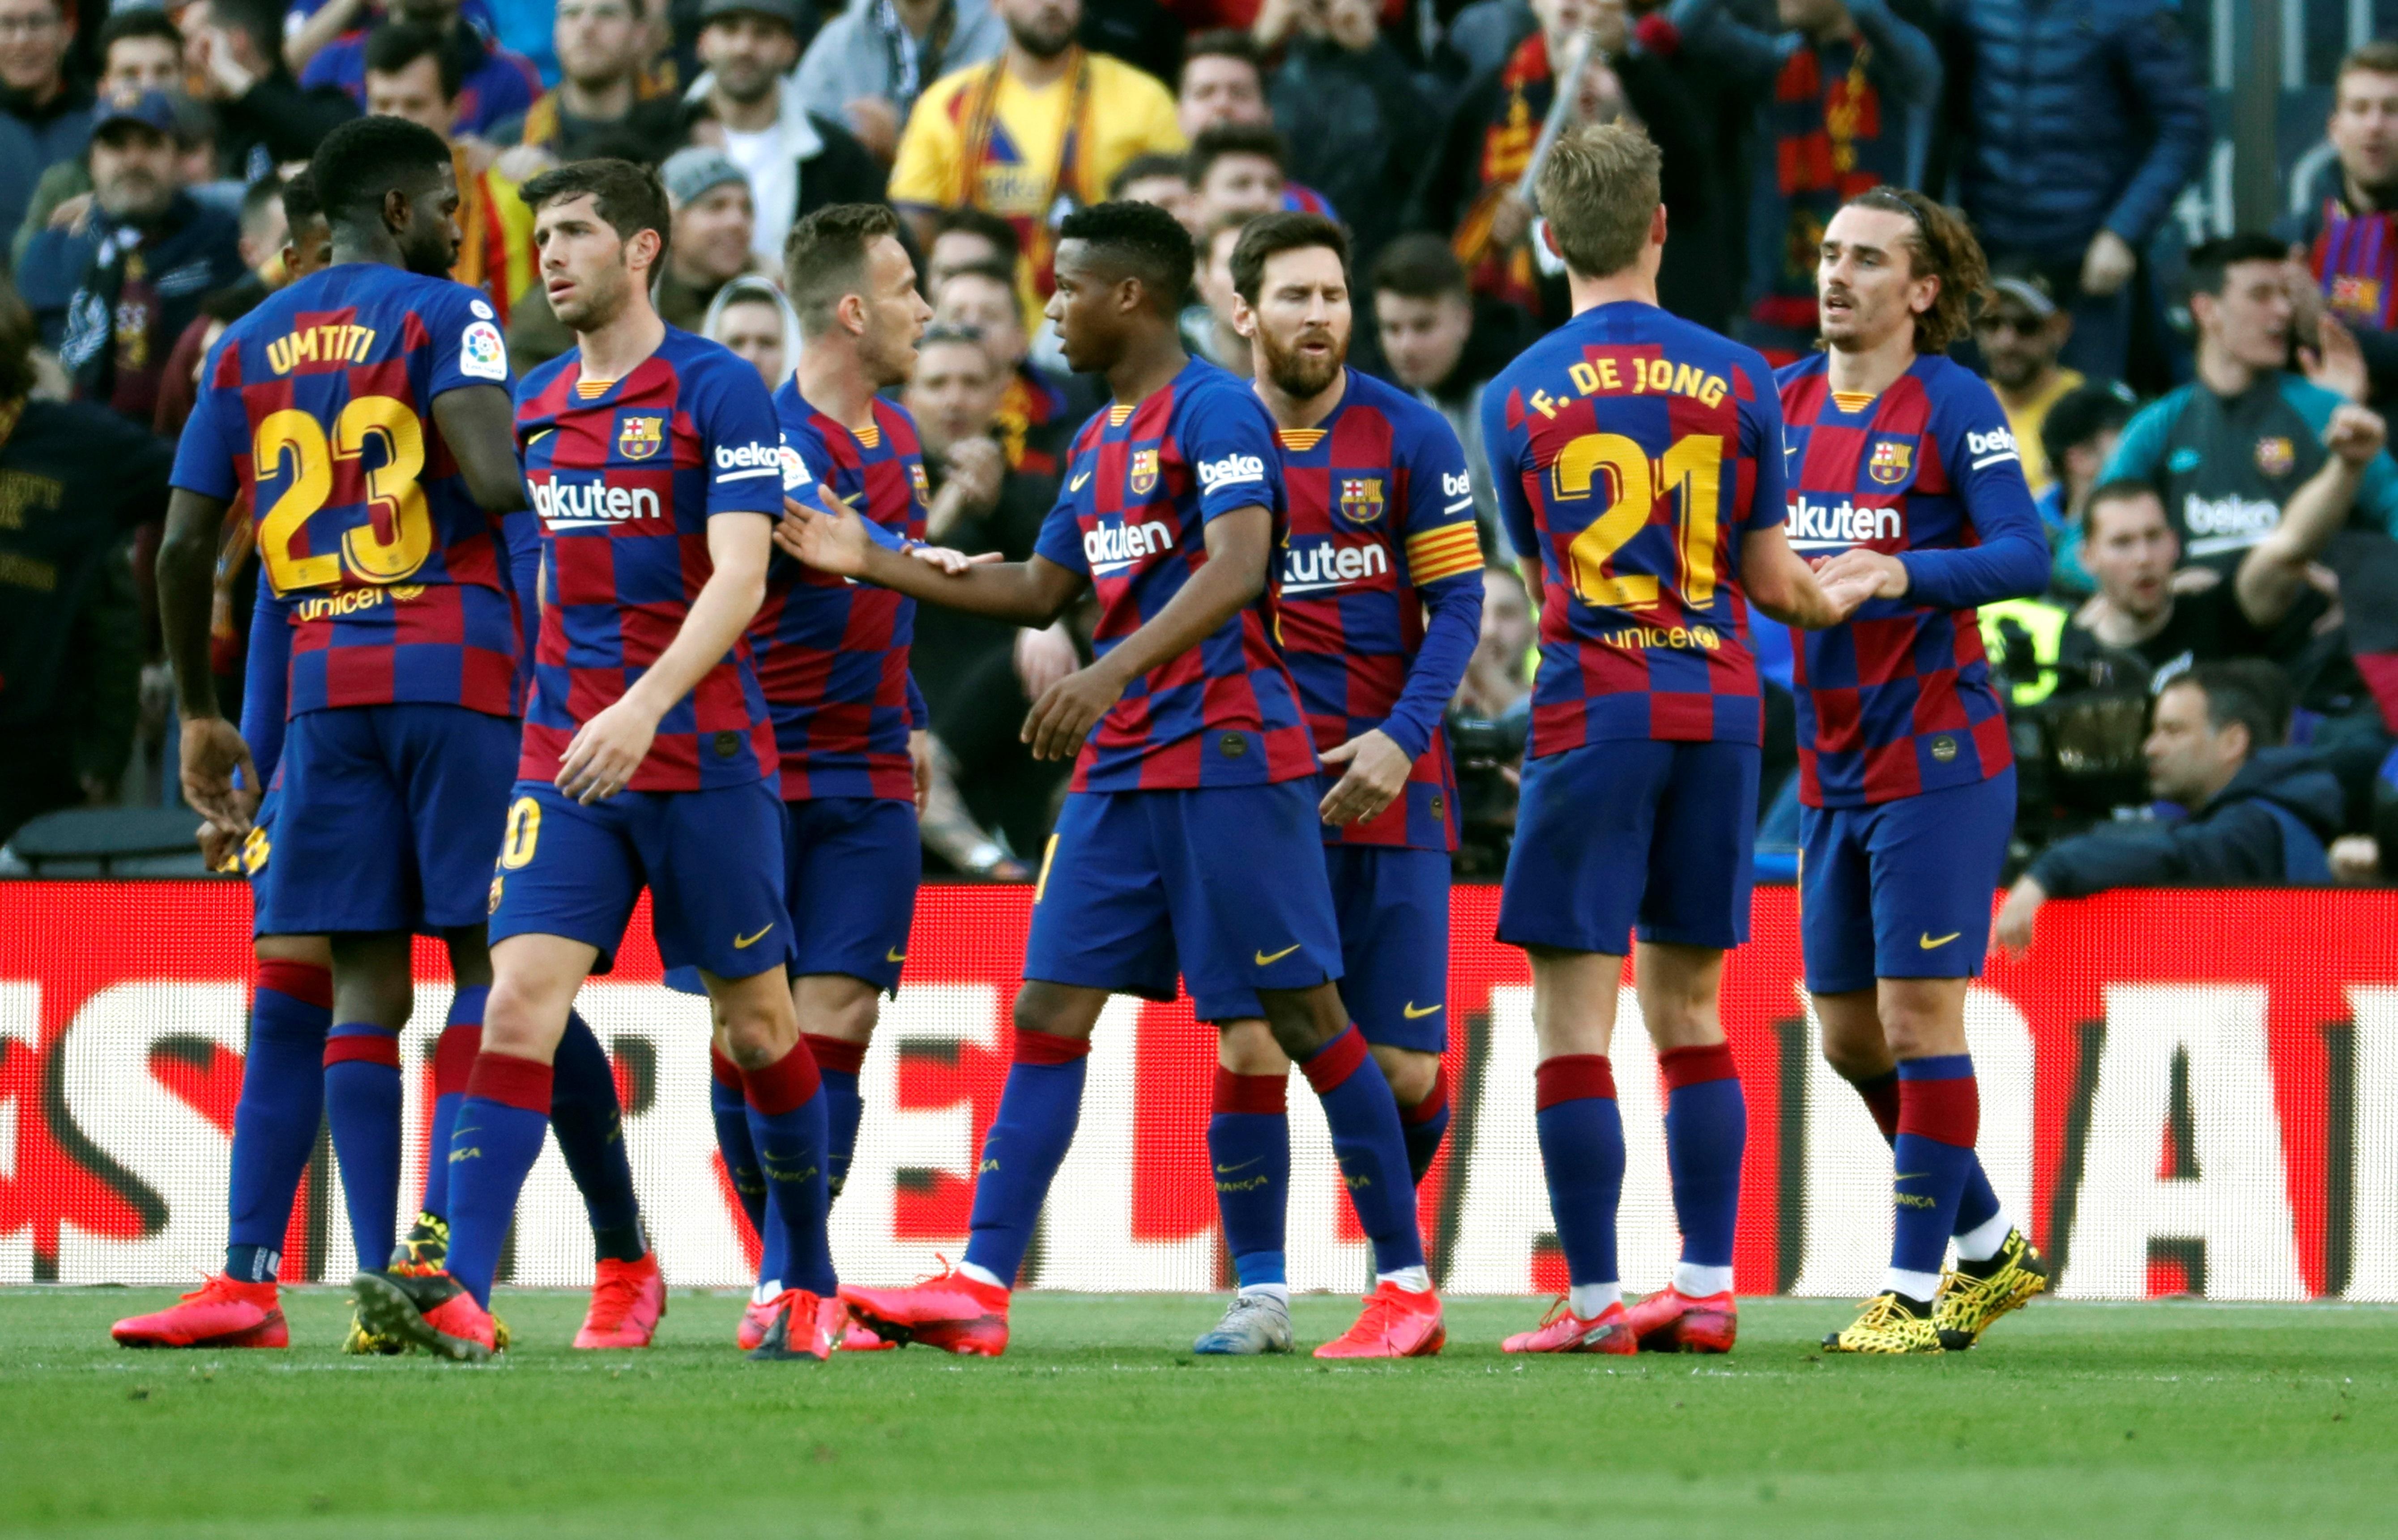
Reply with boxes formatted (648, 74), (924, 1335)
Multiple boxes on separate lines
(1887, 1055), (1980, 1301)
(1301, 1027), (1426, 1282)
(960, 1028), (1090, 1291)
(551, 1010), (646, 1263)
(804, 1033), (866, 1199)
(1659, 1043), (1744, 1297)
(1535, 1054), (1626, 1318)
(323, 1020), (403, 1271)
(743, 1041), (834, 1298)
(1400, 1065), (1452, 1188)
(708, 1047), (767, 1236)
(416, 989), (487, 1222)
(223, 960), (332, 1283)
(1208, 1067), (1289, 1293)
(1850, 1066), (2007, 1258)
(444, 1051), (555, 1307)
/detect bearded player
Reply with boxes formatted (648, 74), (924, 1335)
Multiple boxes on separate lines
(787, 200), (1443, 1360)
(351, 158), (838, 1363)
(1783, 187), (2052, 1353)
(1190, 212), (1484, 1356)
(1484, 124), (1869, 1356)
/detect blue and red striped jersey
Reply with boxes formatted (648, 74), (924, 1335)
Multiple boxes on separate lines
(754, 387), (928, 802)
(513, 327), (785, 793)
(171, 262), (519, 720)
(1776, 351), (2049, 807)
(1482, 300), (1785, 756)
(1031, 357), (1314, 793)
(1274, 368), (1483, 852)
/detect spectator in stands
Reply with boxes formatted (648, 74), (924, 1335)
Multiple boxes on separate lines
(1447, 563), (1535, 874)
(2284, 41), (2398, 419)
(1108, 149), (1191, 228)
(0, 0), (90, 250)
(1662, 0), (1938, 363)
(889, 0), (1183, 306)
(909, 323), (1054, 556)
(1932, 0), (2207, 383)
(2104, 235), (2398, 568)
(13, 10), (193, 265)
(185, 0), (361, 183)
(1447, 0), (1538, 81)
(701, 273), (802, 388)
(1176, 27), (1266, 138)
(20, 91), (246, 427)
(2055, 476), (2363, 696)
(1187, 121), (1294, 228)
(1996, 661), (2342, 951)
(933, 258), (1081, 473)
(1370, 232), (1535, 549)
(1973, 271), (2085, 499)
(302, 0), (543, 138)
(925, 205), (1020, 290)
(489, 0), (683, 164)
(1241, 3), (1423, 259)
(363, 24), (536, 325)
(154, 175), (290, 448)
(2037, 381), (2137, 599)
(794, 0), (1007, 163)
(687, 0), (886, 268)
(1182, 210), (1250, 374)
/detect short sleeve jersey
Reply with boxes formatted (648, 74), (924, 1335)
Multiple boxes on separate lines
(1276, 368), (1482, 852)
(1031, 357), (1314, 793)
(1778, 351), (2027, 806)
(1482, 300), (1784, 756)
(753, 388), (929, 802)
(170, 263), (518, 720)
(512, 327), (784, 792)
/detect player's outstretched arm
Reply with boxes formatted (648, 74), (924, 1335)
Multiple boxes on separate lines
(1742, 523), (1872, 629)
(157, 485), (258, 830)
(777, 495), (1087, 627)
(1021, 503), (1276, 761)
(430, 384), (531, 514)
(555, 510), (774, 804)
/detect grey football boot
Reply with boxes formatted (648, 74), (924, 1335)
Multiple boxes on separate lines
(1193, 1292), (1295, 1355)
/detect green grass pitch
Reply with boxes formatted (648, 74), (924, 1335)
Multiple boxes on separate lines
(3, 1289), (2392, 1538)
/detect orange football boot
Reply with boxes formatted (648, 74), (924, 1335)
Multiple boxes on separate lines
(1502, 1297), (1637, 1354)
(745, 1289), (841, 1361)
(737, 1296), (779, 1352)
(837, 1306), (895, 1351)
(112, 1276), (287, 1349)
(574, 1254), (666, 1349)
(350, 1269), (501, 1362)
(1313, 1281), (1445, 1359)
(1620, 1287), (1737, 1353)
(838, 1264), (1009, 1357)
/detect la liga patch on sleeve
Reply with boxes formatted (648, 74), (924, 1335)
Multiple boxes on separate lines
(461, 320), (508, 381)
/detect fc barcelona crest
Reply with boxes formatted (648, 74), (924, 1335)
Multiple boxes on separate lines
(2255, 435), (2296, 477)
(1128, 447), (1160, 496)
(911, 463), (932, 503)
(1339, 476), (1387, 525)
(618, 414), (665, 461)
(1867, 439), (1913, 486)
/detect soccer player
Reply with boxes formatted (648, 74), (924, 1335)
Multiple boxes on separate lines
(1481, 124), (1869, 1356)
(786, 200), (1445, 1360)
(149, 120), (608, 1348)
(1189, 212), (1483, 1356)
(1782, 187), (2053, 1353)
(348, 158), (832, 1363)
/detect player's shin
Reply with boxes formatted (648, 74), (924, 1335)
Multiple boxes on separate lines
(1659, 1044), (1743, 1298)
(708, 1047), (768, 1235)
(1534, 1054), (1626, 1318)
(804, 1033), (867, 1199)
(1300, 1027), (1427, 1285)
(1845, 1065), (2010, 1253)
(224, 960), (333, 1283)
(551, 1010), (647, 1264)
(1399, 1065), (1452, 1189)
(323, 1022), (404, 1271)
(1887, 1055), (1979, 1302)
(741, 1041), (836, 1298)
(959, 1028), (1092, 1291)
(414, 989), (486, 1231)
(443, 1051), (556, 1307)
(1209, 1067), (1291, 1296)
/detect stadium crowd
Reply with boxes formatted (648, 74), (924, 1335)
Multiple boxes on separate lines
(4, 0), (2397, 892)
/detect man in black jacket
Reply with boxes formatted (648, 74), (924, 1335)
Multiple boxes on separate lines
(1996, 661), (2343, 953)
(187, 0), (364, 183)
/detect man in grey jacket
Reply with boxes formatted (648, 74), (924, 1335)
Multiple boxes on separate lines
(794, 0), (1007, 163)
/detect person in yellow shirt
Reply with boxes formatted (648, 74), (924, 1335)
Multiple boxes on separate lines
(889, 0), (1183, 316)
(1973, 273), (2086, 497)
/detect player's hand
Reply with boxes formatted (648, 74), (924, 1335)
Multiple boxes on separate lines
(2300, 313), (2371, 405)
(557, 697), (658, 805)
(179, 717), (260, 832)
(2325, 401), (2388, 469)
(1993, 874), (2046, 958)
(775, 492), (873, 576)
(196, 820), (242, 873)
(909, 728), (934, 815)
(1317, 729), (1414, 827)
(906, 543), (1001, 576)
(1021, 661), (1126, 761)
(1813, 547), (1910, 602)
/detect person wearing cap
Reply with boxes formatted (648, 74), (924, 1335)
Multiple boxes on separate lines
(794, 0), (1007, 164)
(0, 0), (93, 253)
(686, 0), (887, 269)
(1974, 272), (2085, 499)
(17, 89), (247, 428)
(300, 0), (542, 139)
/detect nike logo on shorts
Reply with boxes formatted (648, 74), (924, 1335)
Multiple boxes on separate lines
(1919, 931), (1961, 950)
(734, 924), (776, 949)
(1254, 943), (1303, 966)
(1402, 1002), (1442, 1019)
(886, 947), (907, 964)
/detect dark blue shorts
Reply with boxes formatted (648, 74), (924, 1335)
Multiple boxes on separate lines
(240, 785), (282, 939)
(1023, 782), (1342, 1021)
(1798, 768), (2015, 995)
(1212, 844), (1451, 1052)
(1497, 739), (1760, 955)
(667, 796), (921, 997)
(254, 704), (517, 937)
(486, 778), (793, 981)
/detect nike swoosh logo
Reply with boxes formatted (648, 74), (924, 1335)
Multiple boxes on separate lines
(1069, 471), (1092, 491)
(734, 924), (776, 949)
(1895, 1172), (1931, 1181)
(1402, 1002), (1443, 1020)
(1919, 931), (1961, 949)
(886, 947), (907, 964)
(1214, 1158), (1262, 1174)
(1255, 943), (1303, 966)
